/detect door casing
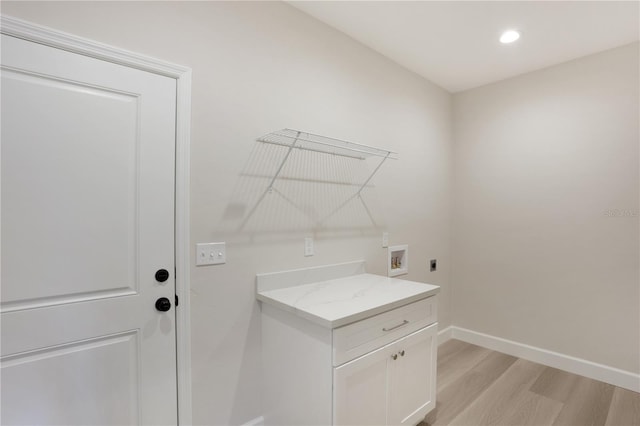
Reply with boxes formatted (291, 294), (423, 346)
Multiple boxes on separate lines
(0, 15), (193, 425)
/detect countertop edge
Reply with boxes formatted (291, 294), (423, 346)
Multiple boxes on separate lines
(257, 286), (439, 329)
(330, 288), (439, 328)
(256, 292), (333, 328)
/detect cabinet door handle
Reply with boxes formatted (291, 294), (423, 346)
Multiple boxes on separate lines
(399, 350), (405, 357)
(391, 354), (398, 360)
(382, 320), (409, 332)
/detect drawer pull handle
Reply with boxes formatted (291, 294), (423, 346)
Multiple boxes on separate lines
(382, 320), (409, 332)
(399, 350), (405, 357)
(391, 354), (398, 360)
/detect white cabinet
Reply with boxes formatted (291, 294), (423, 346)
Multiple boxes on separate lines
(388, 324), (437, 425)
(334, 324), (437, 426)
(260, 295), (438, 426)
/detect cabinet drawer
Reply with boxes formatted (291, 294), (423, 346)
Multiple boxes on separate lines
(332, 296), (437, 366)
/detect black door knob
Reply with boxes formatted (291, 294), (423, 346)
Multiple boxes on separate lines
(155, 297), (171, 312)
(155, 269), (170, 282)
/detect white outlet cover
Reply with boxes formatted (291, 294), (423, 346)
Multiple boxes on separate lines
(196, 242), (226, 266)
(304, 237), (314, 257)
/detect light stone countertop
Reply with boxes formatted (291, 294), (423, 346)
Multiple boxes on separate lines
(256, 273), (439, 329)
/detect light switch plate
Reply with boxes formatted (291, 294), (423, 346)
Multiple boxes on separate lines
(196, 242), (226, 266)
(304, 237), (314, 257)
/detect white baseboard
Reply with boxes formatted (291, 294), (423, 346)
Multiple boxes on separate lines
(448, 326), (640, 393)
(437, 325), (453, 345)
(241, 416), (264, 426)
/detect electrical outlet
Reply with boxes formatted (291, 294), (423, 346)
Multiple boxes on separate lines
(430, 259), (437, 272)
(304, 237), (314, 257)
(382, 232), (389, 248)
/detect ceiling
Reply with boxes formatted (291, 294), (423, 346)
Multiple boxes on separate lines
(289, 1), (640, 93)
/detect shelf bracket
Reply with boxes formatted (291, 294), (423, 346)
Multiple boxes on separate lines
(357, 152), (391, 196)
(237, 131), (301, 231)
(266, 130), (301, 193)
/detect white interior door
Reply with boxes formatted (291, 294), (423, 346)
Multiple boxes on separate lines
(1, 34), (178, 425)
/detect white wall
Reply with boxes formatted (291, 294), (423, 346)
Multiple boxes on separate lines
(452, 43), (639, 374)
(6, 1), (637, 421)
(1, 2), (453, 424)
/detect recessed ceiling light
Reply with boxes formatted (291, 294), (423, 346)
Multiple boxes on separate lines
(500, 30), (520, 44)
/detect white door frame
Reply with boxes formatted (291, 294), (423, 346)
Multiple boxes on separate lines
(0, 15), (193, 425)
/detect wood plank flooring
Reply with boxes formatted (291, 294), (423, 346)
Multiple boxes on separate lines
(421, 340), (640, 426)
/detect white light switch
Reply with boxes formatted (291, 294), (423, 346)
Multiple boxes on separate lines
(196, 242), (226, 266)
(382, 232), (389, 248)
(304, 237), (314, 257)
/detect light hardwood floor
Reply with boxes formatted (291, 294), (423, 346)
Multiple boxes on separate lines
(421, 340), (640, 426)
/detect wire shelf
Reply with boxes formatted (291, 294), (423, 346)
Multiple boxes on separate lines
(257, 128), (398, 160)
(239, 128), (398, 231)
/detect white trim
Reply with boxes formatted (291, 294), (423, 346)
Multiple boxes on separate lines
(1, 15), (193, 425)
(449, 326), (640, 393)
(437, 325), (453, 345)
(0, 15), (188, 78)
(175, 68), (193, 426)
(241, 416), (265, 426)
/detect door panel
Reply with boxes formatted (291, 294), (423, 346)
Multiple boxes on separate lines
(2, 331), (139, 425)
(1, 68), (140, 309)
(1, 34), (177, 425)
(333, 344), (391, 426)
(388, 324), (437, 426)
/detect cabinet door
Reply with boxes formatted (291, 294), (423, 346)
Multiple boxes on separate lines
(388, 323), (437, 425)
(333, 343), (393, 426)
